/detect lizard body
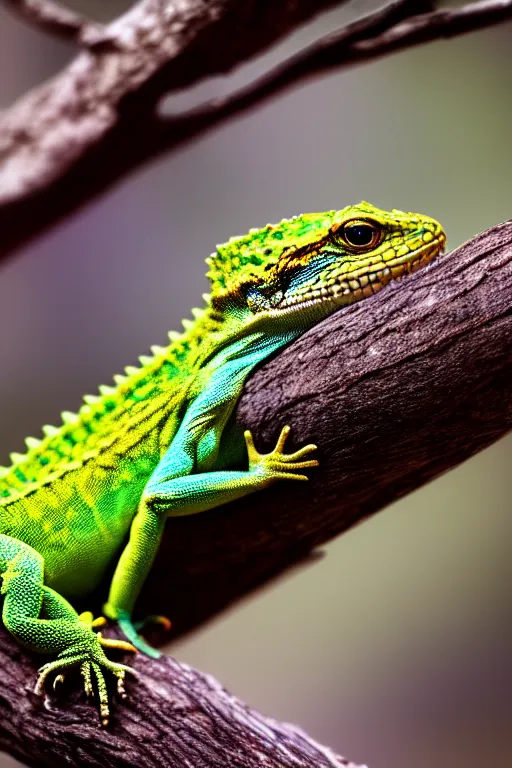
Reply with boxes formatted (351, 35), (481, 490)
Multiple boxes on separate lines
(0, 203), (445, 723)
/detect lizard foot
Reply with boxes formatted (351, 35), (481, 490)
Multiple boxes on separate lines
(35, 630), (138, 726)
(244, 425), (319, 482)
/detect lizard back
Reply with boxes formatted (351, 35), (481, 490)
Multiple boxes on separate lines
(0, 306), (224, 595)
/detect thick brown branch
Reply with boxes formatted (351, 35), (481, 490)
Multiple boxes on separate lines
(1, 0), (512, 259)
(2, 0), (106, 46)
(0, 628), (360, 768)
(140, 219), (512, 636)
(0, 221), (510, 765)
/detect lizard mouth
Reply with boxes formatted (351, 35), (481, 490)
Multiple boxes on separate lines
(276, 235), (446, 313)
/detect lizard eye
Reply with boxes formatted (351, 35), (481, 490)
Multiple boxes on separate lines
(334, 219), (382, 251)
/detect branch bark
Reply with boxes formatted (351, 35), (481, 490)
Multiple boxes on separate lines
(1, 220), (511, 765)
(2, 0), (106, 46)
(2, 0), (512, 259)
(137, 219), (512, 636)
(0, 628), (359, 768)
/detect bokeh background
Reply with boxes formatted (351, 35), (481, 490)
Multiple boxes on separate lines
(1, 1), (511, 766)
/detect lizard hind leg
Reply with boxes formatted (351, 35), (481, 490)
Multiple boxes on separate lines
(0, 534), (137, 725)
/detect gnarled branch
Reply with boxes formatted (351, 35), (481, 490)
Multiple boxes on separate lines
(1, 0), (512, 259)
(0, 628), (359, 768)
(0, 220), (510, 766)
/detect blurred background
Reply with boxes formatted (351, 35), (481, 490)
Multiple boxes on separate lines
(0, 1), (511, 766)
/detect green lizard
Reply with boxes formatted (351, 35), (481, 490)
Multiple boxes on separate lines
(0, 202), (445, 724)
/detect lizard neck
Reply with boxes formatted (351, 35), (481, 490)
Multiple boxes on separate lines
(193, 302), (303, 376)
(164, 306), (303, 472)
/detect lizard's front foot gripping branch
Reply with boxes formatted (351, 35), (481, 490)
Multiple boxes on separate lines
(245, 425), (319, 482)
(35, 617), (138, 727)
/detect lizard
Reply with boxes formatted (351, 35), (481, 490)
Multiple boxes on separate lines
(0, 202), (446, 725)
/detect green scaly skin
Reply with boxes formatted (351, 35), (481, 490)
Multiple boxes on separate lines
(0, 202), (446, 724)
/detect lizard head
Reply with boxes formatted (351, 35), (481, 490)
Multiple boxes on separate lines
(208, 202), (446, 322)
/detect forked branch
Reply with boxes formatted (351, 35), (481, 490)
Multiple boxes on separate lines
(1, 0), (512, 258)
(2, 0), (106, 46)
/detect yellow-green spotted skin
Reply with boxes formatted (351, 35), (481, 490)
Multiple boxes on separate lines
(0, 203), (445, 723)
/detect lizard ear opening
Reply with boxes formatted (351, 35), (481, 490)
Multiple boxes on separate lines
(245, 285), (284, 313)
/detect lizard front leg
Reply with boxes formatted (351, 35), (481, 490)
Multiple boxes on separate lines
(103, 349), (318, 655)
(103, 424), (317, 656)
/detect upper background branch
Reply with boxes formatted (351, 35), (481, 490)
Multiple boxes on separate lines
(3, 0), (105, 45)
(1, 0), (512, 259)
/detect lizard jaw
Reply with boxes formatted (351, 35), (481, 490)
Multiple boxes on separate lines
(276, 235), (446, 313)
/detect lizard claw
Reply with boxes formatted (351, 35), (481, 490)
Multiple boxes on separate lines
(35, 635), (138, 725)
(97, 631), (138, 654)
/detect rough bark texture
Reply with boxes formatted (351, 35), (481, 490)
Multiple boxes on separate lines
(0, 221), (510, 765)
(0, 629), (358, 767)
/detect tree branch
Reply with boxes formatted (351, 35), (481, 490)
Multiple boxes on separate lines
(1, 220), (511, 765)
(140, 219), (512, 636)
(2, 0), (107, 46)
(1, 0), (512, 259)
(0, 627), (360, 768)
(163, 0), (512, 131)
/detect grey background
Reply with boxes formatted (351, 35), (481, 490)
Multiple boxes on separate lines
(0, 2), (511, 766)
